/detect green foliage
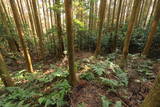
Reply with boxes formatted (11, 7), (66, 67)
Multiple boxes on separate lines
(75, 30), (97, 51)
(89, 63), (106, 76)
(115, 101), (122, 107)
(38, 80), (71, 107)
(100, 77), (119, 88)
(26, 68), (69, 84)
(80, 72), (95, 81)
(101, 96), (122, 107)
(101, 96), (112, 107)
(0, 87), (42, 107)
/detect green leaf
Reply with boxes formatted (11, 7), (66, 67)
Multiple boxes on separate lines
(115, 101), (122, 107)
(100, 77), (118, 88)
(101, 96), (111, 107)
(38, 97), (47, 104)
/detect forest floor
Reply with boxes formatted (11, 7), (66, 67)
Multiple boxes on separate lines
(0, 52), (160, 107)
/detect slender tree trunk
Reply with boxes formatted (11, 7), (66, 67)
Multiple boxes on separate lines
(126, 0), (134, 22)
(95, 0), (107, 56)
(137, 0), (145, 26)
(93, 1), (98, 30)
(143, 0), (152, 27)
(119, 0), (125, 26)
(25, 0), (36, 37)
(107, 0), (112, 28)
(149, 0), (157, 24)
(142, 0), (160, 56)
(37, 0), (44, 34)
(19, 0), (27, 24)
(45, 0), (51, 30)
(55, 0), (64, 56)
(64, 0), (78, 86)
(16, 0), (25, 24)
(32, 0), (45, 57)
(122, 0), (127, 24)
(122, 0), (141, 60)
(9, 0), (34, 73)
(89, 0), (94, 31)
(111, 0), (117, 30)
(0, 52), (14, 87)
(42, 0), (48, 33)
(1, 0), (10, 23)
(0, 2), (19, 52)
(112, 0), (122, 51)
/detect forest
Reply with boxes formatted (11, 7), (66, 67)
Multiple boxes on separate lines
(0, 0), (160, 106)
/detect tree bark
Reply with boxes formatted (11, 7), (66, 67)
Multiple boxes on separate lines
(122, 0), (141, 60)
(55, 0), (64, 56)
(9, 0), (34, 73)
(0, 52), (14, 87)
(142, 0), (160, 56)
(89, 0), (94, 31)
(95, 0), (107, 56)
(112, 0), (122, 51)
(32, 0), (45, 57)
(0, 3), (19, 52)
(141, 72), (160, 107)
(64, 0), (77, 86)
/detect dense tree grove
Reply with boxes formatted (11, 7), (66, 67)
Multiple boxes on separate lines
(0, 0), (160, 106)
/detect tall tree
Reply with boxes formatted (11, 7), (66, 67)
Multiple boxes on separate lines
(111, 0), (117, 30)
(32, 0), (45, 57)
(95, 0), (107, 56)
(55, 0), (64, 56)
(142, 0), (160, 56)
(0, 52), (14, 87)
(143, 0), (152, 27)
(107, 0), (112, 27)
(25, 0), (36, 37)
(112, 0), (122, 51)
(122, 0), (141, 60)
(0, 2), (19, 52)
(149, 0), (157, 24)
(138, 0), (145, 26)
(16, 0), (25, 24)
(9, 0), (34, 73)
(89, 0), (95, 31)
(42, 0), (48, 33)
(64, 0), (78, 86)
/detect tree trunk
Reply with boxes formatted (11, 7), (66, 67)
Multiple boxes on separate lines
(89, 0), (94, 31)
(122, 0), (141, 60)
(32, 0), (45, 57)
(143, 0), (152, 27)
(107, 0), (112, 28)
(112, 0), (122, 51)
(95, 0), (107, 56)
(0, 3), (19, 52)
(0, 52), (14, 87)
(142, 0), (160, 56)
(140, 72), (160, 107)
(111, 0), (117, 30)
(9, 0), (34, 73)
(149, 0), (157, 24)
(64, 0), (77, 86)
(55, 0), (64, 56)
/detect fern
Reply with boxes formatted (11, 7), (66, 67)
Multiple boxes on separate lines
(115, 101), (122, 107)
(101, 96), (112, 107)
(100, 77), (119, 88)
(38, 80), (71, 107)
(80, 72), (95, 81)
